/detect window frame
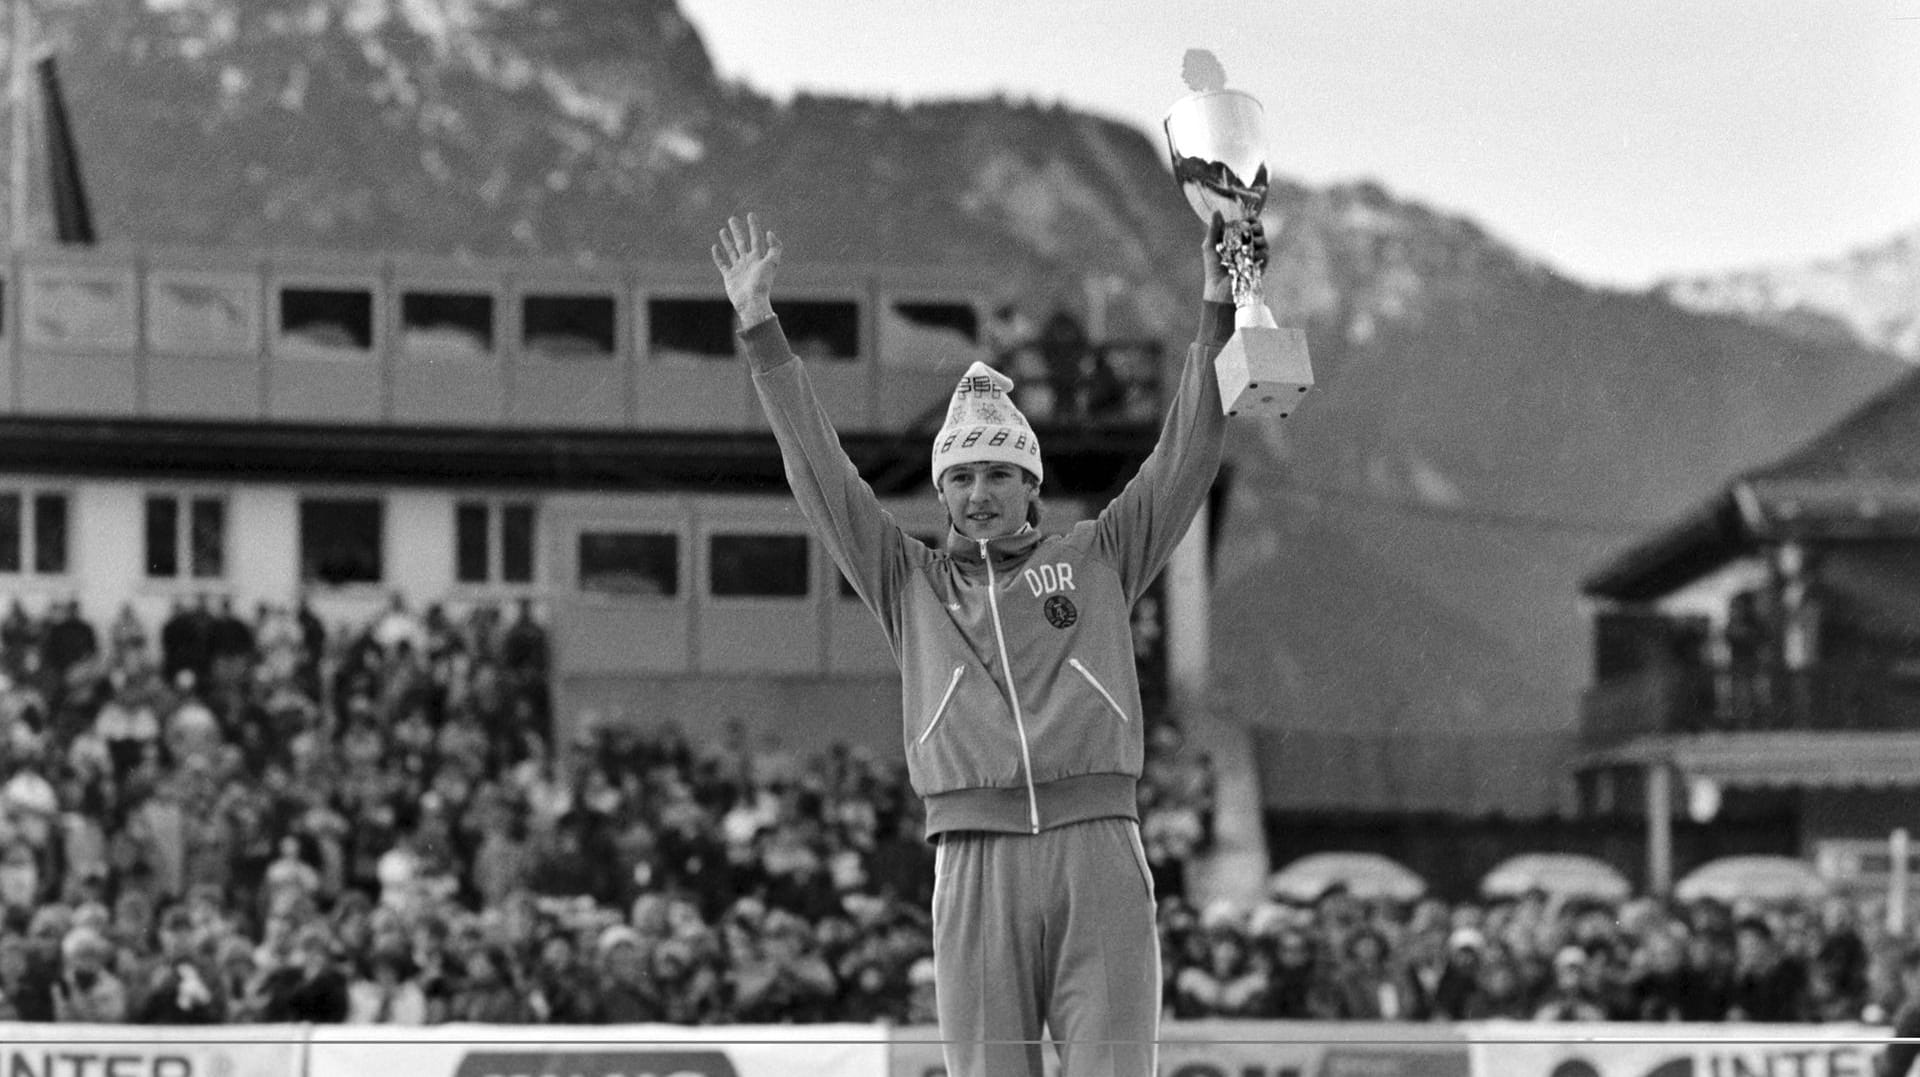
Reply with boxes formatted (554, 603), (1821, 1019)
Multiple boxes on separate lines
(0, 486), (74, 581)
(768, 291), (867, 365)
(397, 286), (500, 363)
(296, 493), (388, 590)
(141, 489), (231, 586)
(271, 276), (382, 362)
(573, 522), (687, 605)
(452, 496), (540, 591)
(518, 288), (621, 362)
(20, 264), (138, 353)
(144, 269), (263, 358)
(876, 292), (986, 369)
(638, 291), (740, 365)
(701, 522), (814, 605)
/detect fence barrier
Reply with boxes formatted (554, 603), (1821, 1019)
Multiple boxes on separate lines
(0, 1020), (1895, 1077)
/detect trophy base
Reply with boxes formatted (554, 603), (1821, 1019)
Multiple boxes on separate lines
(1215, 326), (1313, 418)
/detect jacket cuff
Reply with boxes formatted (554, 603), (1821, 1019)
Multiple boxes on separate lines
(1197, 301), (1236, 348)
(739, 315), (793, 375)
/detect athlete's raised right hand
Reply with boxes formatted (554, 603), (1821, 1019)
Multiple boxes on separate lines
(712, 212), (782, 329)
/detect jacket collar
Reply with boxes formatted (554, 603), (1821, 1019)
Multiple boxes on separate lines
(945, 523), (1042, 568)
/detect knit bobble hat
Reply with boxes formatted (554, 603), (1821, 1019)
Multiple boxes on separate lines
(929, 362), (1043, 487)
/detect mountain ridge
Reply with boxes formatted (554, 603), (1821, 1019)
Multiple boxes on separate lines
(1660, 225), (1920, 362)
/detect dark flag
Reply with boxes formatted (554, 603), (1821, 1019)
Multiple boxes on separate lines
(36, 54), (93, 245)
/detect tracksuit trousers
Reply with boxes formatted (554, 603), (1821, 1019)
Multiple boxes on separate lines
(932, 816), (1162, 1077)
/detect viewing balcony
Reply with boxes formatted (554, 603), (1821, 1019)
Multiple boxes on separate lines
(1580, 661), (1920, 749)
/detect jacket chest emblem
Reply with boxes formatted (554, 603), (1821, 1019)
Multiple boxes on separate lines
(1043, 595), (1079, 629)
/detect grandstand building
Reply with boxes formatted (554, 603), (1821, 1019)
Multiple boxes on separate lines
(0, 243), (1166, 750)
(1577, 367), (1920, 896)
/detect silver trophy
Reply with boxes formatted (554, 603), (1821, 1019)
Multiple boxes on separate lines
(1165, 55), (1314, 418)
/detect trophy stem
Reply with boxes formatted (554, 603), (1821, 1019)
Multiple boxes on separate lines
(1219, 218), (1267, 313)
(1235, 300), (1278, 331)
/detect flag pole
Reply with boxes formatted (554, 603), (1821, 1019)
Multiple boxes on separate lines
(8, 0), (29, 250)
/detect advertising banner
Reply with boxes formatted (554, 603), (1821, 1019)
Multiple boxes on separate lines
(308, 1023), (889, 1077)
(888, 1021), (1470, 1077)
(1466, 1020), (1889, 1077)
(0, 1023), (305, 1077)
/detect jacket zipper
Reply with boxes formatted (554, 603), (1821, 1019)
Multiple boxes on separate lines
(981, 538), (1042, 833)
(918, 666), (965, 745)
(1068, 658), (1129, 722)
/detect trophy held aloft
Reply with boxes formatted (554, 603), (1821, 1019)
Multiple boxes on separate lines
(1165, 58), (1314, 418)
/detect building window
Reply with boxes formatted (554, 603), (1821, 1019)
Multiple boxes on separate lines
(24, 269), (136, 350)
(402, 290), (495, 359)
(0, 495), (17, 572)
(147, 274), (259, 355)
(523, 293), (615, 358)
(710, 533), (809, 598)
(775, 299), (860, 361)
(145, 495), (226, 579)
(646, 297), (736, 361)
(279, 286), (374, 352)
(300, 497), (383, 585)
(455, 500), (536, 585)
(894, 301), (978, 341)
(578, 531), (678, 596)
(880, 298), (982, 369)
(0, 490), (70, 575)
(33, 494), (67, 575)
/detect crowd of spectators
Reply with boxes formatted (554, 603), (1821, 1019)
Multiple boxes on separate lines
(0, 591), (1909, 1029)
(1160, 882), (1904, 1026)
(0, 591), (944, 1025)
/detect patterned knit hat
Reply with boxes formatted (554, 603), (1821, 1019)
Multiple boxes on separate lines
(929, 361), (1043, 487)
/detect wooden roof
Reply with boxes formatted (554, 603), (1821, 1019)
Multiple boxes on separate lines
(1584, 367), (1920, 601)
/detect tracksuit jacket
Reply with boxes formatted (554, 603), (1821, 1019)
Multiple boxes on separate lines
(743, 300), (1231, 839)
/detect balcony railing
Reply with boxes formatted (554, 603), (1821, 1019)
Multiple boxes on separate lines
(1580, 662), (1920, 747)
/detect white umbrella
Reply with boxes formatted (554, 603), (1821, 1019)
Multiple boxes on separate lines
(1480, 852), (1632, 902)
(1674, 855), (1829, 905)
(1267, 852), (1427, 903)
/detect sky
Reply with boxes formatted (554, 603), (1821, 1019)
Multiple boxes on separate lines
(680, 0), (1920, 290)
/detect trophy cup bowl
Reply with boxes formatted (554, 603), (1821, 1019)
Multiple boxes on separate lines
(1164, 89), (1314, 419)
(1165, 90), (1270, 222)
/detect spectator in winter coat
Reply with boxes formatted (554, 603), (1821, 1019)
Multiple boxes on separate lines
(1432, 929), (1490, 1021)
(1817, 899), (1869, 1020)
(526, 931), (598, 1025)
(1329, 928), (1416, 1020)
(446, 946), (529, 1024)
(0, 930), (54, 1021)
(41, 600), (99, 680)
(1625, 928), (1691, 1022)
(1675, 926), (1736, 1021)
(650, 934), (725, 1025)
(1880, 946), (1920, 1077)
(345, 948), (427, 1025)
(1729, 917), (1808, 1023)
(594, 925), (663, 1024)
(726, 911), (837, 1024)
(52, 926), (127, 1022)
(1172, 928), (1268, 1019)
(1466, 946), (1534, 1020)
(134, 907), (224, 1024)
(259, 927), (348, 1023)
(1534, 946), (1608, 1022)
(1261, 927), (1337, 1020)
